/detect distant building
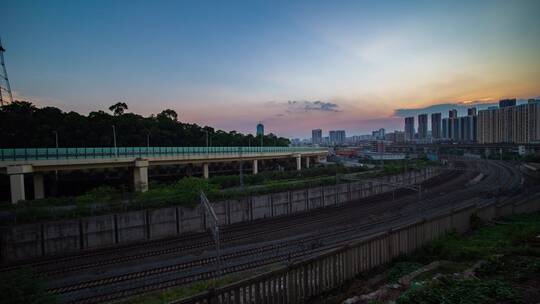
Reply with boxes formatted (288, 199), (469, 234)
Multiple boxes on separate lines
(386, 130), (405, 143)
(311, 129), (322, 145)
(329, 130), (346, 145)
(256, 122), (264, 136)
(418, 114), (428, 140)
(372, 140), (385, 153)
(468, 108), (477, 116)
(499, 99), (516, 108)
(449, 109), (458, 118)
(478, 99), (540, 144)
(404, 117), (415, 142)
(372, 128), (385, 140)
(431, 113), (442, 139)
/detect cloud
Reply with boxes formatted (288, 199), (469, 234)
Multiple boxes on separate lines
(286, 100), (341, 113)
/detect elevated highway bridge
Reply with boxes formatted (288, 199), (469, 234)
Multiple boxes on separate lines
(0, 146), (328, 203)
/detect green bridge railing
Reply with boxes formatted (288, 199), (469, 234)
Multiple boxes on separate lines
(0, 146), (327, 162)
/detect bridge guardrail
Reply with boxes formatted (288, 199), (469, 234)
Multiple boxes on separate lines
(0, 146), (328, 162)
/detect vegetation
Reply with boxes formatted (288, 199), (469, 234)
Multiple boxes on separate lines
(0, 165), (376, 223)
(0, 101), (289, 148)
(393, 213), (540, 303)
(0, 268), (57, 304)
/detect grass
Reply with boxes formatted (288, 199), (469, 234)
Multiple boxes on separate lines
(2, 164), (419, 224)
(393, 212), (540, 304)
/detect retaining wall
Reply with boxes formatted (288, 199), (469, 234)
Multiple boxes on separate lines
(0, 168), (438, 263)
(172, 194), (540, 304)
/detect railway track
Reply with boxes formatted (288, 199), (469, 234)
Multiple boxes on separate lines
(1, 169), (463, 277)
(3, 159), (524, 304)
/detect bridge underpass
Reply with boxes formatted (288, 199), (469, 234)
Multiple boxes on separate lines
(0, 147), (328, 203)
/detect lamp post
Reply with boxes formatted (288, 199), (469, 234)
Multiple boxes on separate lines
(112, 125), (118, 158)
(146, 132), (150, 149)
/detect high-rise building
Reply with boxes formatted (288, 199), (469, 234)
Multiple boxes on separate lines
(311, 129), (322, 145)
(449, 109), (458, 118)
(404, 117), (415, 142)
(256, 122), (264, 136)
(386, 131), (405, 143)
(418, 114), (428, 139)
(478, 99), (540, 144)
(468, 108), (477, 116)
(431, 113), (442, 139)
(499, 99), (516, 108)
(329, 130), (346, 144)
(442, 118), (449, 139)
(372, 128), (385, 140)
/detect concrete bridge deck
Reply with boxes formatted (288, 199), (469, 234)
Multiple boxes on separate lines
(0, 147), (328, 203)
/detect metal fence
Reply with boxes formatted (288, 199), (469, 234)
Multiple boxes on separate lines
(0, 146), (327, 161)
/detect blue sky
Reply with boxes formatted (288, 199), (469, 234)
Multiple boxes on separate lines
(2, 0), (540, 137)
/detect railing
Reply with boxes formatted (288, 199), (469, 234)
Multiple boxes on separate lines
(0, 147), (327, 162)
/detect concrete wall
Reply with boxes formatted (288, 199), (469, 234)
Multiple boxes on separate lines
(0, 168), (440, 262)
(175, 194), (540, 304)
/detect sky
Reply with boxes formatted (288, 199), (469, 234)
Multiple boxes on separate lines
(2, 0), (540, 138)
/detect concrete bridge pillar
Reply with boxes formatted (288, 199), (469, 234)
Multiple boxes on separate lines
(253, 159), (258, 175)
(305, 156), (310, 169)
(203, 163), (209, 179)
(296, 154), (301, 171)
(33, 174), (45, 200)
(7, 165), (33, 204)
(134, 160), (149, 192)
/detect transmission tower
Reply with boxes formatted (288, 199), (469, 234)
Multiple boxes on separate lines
(0, 36), (14, 106)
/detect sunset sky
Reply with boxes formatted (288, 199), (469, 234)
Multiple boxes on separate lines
(2, 0), (540, 138)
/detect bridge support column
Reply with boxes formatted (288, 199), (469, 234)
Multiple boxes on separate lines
(253, 159), (258, 175)
(296, 154), (301, 171)
(33, 174), (45, 199)
(203, 163), (209, 179)
(134, 160), (149, 192)
(305, 156), (310, 169)
(7, 165), (33, 204)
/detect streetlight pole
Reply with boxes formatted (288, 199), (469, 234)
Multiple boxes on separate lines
(146, 132), (150, 149)
(112, 125), (118, 158)
(53, 131), (59, 149)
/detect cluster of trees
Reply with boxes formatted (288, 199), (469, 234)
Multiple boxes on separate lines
(0, 101), (289, 148)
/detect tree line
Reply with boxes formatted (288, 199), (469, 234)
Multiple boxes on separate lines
(0, 101), (289, 148)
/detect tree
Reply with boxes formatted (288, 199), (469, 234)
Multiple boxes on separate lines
(109, 102), (128, 116)
(157, 109), (178, 121)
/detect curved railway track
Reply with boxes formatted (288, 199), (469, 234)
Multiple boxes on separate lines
(2, 160), (525, 304)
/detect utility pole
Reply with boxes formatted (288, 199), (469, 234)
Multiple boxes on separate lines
(112, 125), (118, 158)
(53, 131), (59, 149)
(146, 132), (150, 149)
(0, 36), (14, 106)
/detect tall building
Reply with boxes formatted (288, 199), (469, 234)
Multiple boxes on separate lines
(478, 99), (540, 144)
(499, 99), (516, 108)
(386, 131), (405, 143)
(449, 109), (458, 118)
(311, 129), (322, 145)
(442, 118), (449, 139)
(372, 128), (385, 140)
(256, 122), (264, 136)
(431, 113), (442, 139)
(404, 117), (415, 142)
(329, 130), (346, 145)
(418, 114), (428, 140)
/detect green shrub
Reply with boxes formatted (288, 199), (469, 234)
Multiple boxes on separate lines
(397, 277), (520, 304)
(0, 268), (57, 304)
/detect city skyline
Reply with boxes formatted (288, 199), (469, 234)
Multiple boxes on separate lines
(2, 0), (540, 138)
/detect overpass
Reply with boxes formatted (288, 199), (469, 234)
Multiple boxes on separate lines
(0, 146), (328, 203)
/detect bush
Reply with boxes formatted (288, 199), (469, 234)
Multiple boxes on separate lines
(397, 277), (520, 304)
(0, 268), (57, 304)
